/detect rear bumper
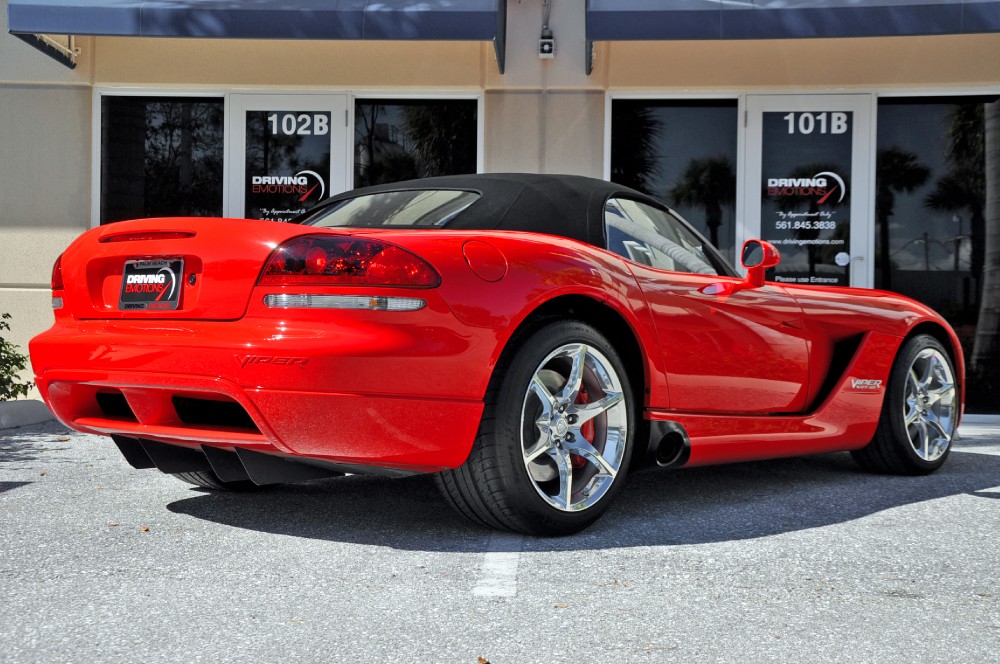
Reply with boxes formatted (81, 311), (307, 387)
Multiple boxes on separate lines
(35, 369), (483, 472)
(30, 316), (494, 472)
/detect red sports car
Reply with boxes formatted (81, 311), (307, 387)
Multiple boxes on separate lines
(30, 174), (963, 535)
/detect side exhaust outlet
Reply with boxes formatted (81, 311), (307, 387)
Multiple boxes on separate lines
(649, 421), (691, 469)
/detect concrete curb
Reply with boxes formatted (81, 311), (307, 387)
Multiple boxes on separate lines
(962, 413), (1000, 425)
(0, 399), (54, 429)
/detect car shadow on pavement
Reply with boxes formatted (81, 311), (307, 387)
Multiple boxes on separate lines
(166, 447), (1000, 552)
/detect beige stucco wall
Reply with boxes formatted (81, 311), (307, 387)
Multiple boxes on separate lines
(601, 33), (1000, 91)
(92, 38), (487, 89)
(0, 82), (90, 392)
(1, 1), (93, 395)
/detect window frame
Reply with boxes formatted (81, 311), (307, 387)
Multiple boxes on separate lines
(603, 92), (745, 264)
(351, 93), (484, 189)
(92, 87), (485, 228)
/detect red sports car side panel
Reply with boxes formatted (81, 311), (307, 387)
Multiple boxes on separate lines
(624, 267), (811, 414)
(660, 330), (900, 465)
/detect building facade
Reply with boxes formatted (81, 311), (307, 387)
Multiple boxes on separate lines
(2, 0), (999, 408)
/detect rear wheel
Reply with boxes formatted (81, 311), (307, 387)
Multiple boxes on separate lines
(172, 471), (261, 491)
(436, 321), (635, 535)
(851, 334), (959, 475)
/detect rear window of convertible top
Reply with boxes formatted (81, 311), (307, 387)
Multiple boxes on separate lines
(295, 190), (480, 229)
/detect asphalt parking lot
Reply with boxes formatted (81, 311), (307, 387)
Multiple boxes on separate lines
(2, 418), (998, 663)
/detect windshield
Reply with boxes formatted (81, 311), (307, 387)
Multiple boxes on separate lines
(296, 189), (480, 228)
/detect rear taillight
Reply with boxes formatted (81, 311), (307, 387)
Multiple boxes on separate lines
(51, 254), (65, 309)
(259, 235), (440, 288)
(51, 254), (64, 290)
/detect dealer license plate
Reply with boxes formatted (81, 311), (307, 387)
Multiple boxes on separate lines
(118, 259), (184, 311)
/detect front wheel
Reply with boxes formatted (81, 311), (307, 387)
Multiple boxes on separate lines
(436, 320), (636, 535)
(852, 334), (959, 475)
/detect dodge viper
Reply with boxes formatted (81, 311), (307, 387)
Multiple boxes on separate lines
(29, 173), (963, 535)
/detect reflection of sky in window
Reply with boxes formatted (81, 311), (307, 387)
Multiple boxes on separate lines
(641, 103), (738, 257)
(877, 103), (964, 272)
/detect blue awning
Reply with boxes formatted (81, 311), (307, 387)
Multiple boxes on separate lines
(586, 0), (1000, 41)
(8, 0), (507, 70)
(8, 0), (503, 40)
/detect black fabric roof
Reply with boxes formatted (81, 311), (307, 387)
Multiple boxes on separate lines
(317, 173), (666, 246)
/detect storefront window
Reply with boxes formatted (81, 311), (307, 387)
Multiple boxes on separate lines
(610, 99), (738, 262)
(100, 96), (224, 224)
(876, 97), (999, 411)
(354, 99), (478, 187)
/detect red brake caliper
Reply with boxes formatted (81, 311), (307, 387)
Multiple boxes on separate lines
(572, 388), (596, 469)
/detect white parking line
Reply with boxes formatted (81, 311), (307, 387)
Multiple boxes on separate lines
(472, 532), (522, 597)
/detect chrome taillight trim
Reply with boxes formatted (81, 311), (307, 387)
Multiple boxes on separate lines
(263, 294), (425, 312)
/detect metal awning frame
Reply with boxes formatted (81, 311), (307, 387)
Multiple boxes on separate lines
(13, 32), (80, 68)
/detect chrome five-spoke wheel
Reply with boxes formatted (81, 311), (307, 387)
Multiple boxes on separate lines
(521, 342), (628, 512)
(903, 347), (957, 462)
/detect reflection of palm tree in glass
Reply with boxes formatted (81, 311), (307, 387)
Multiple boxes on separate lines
(669, 156), (735, 248)
(925, 103), (985, 281)
(356, 104), (418, 185)
(610, 104), (661, 197)
(244, 113), (307, 174)
(403, 103), (477, 177)
(144, 101), (224, 217)
(922, 100), (999, 410)
(875, 147), (929, 290)
(972, 100), (1000, 405)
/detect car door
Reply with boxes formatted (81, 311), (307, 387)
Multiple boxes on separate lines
(605, 198), (811, 414)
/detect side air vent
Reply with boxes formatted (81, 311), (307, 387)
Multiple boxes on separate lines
(809, 333), (865, 411)
(172, 396), (259, 432)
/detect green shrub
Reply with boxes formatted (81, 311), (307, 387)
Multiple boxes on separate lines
(0, 313), (33, 401)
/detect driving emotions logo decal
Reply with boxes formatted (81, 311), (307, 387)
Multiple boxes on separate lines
(767, 171), (847, 205)
(119, 259), (183, 311)
(251, 170), (326, 204)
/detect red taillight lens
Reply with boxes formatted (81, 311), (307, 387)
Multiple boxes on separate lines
(259, 235), (440, 288)
(51, 254), (64, 291)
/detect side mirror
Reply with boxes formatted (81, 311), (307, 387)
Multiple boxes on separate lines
(740, 239), (781, 288)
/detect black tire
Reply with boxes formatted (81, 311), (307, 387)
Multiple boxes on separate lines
(851, 334), (959, 475)
(171, 471), (261, 491)
(436, 320), (636, 535)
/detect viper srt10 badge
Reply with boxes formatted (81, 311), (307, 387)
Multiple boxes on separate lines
(119, 259), (183, 311)
(850, 378), (883, 391)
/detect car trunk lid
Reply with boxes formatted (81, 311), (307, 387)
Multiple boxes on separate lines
(59, 217), (333, 321)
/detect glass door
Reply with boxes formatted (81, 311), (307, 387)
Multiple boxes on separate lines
(227, 94), (349, 221)
(744, 94), (874, 288)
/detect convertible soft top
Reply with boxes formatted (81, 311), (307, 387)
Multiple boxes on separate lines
(306, 173), (666, 246)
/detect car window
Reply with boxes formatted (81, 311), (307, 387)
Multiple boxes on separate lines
(604, 198), (725, 276)
(295, 189), (479, 228)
